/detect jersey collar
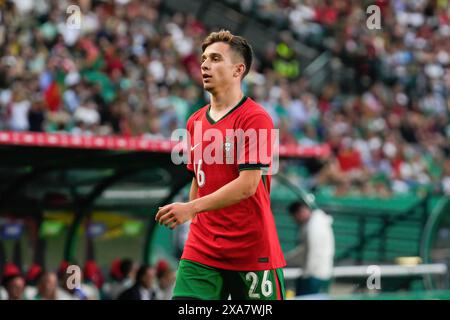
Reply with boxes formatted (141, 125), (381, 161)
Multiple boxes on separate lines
(206, 96), (248, 125)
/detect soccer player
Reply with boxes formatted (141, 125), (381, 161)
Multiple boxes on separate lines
(155, 30), (286, 300)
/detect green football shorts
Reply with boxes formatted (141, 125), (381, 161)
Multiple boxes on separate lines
(172, 259), (286, 300)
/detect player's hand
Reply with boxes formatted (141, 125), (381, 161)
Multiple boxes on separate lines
(155, 202), (196, 229)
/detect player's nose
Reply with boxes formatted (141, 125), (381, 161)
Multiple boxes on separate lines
(201, 60), (210, 71)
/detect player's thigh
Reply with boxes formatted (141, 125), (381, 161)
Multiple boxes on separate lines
(172, 259), (227, 300)
(229, 268), (286, 300)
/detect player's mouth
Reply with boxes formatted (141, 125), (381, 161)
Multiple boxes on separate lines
(202, 74), (212, 82)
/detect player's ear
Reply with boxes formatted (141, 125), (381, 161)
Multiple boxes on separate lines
(233, 63), (245, 78)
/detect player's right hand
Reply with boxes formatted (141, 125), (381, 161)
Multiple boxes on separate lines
(155, 202), (197, 229)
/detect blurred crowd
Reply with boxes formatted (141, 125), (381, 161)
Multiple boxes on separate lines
(0, 0), (449, 195)
(0, 258), (176, 300)
(0, 0), (205, 139)
(238, 0), (450, 196)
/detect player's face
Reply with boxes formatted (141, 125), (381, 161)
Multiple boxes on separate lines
(201, 42), (241, 93)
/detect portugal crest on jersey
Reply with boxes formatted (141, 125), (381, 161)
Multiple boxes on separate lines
(224, 136), (233, 161)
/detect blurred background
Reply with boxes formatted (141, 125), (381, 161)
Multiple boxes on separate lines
(0, 0), (449, 300)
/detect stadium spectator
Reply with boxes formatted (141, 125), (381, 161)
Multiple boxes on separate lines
(2, 274), (26, 300)
(155, 259), (176, 300)
(117, 264), (157, 300)
(24, 263), (43, 300)
(34, 271), (72, 300)
(102, 258), (136, 300)
(83, 260), (104, 290)
(285, 200), (335, 296)
(58, 262), (100, 300)
(1, 263), (26, 300)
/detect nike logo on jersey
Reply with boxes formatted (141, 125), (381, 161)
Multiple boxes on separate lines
(190, 142), (201, 151)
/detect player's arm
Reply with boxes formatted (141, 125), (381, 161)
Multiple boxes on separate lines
(155, 170), (261, 229)
(192, 112), (272, 212)
(156, 112), (272, 229)
(191, 169), (261, 212)
(189, 177), (198, 201)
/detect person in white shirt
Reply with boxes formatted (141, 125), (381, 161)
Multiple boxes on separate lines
(285, 200), (335, 296)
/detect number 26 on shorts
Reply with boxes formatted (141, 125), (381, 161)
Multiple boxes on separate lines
(246, 271), (273, 299)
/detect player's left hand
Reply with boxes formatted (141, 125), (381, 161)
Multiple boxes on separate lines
(155, 202), (196, 229)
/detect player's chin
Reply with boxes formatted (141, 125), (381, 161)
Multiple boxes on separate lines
(203, 83), (215, 92)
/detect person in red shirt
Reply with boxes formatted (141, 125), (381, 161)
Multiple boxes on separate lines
(337, 142), (362, 172)
(155, 30), (286, 300)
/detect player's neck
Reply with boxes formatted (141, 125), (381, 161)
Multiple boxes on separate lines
(209, 87), (244, 112)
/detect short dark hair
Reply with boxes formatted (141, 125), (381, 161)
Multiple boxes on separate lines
(2, 274), (24, 288)
(136, 265), (152, 285)
(120, 259), (134, 277)
(288, 200), (308, 215)
(201, 30), (253, 79)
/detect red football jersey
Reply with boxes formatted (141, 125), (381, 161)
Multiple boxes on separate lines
(182, 96), (286, 271)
